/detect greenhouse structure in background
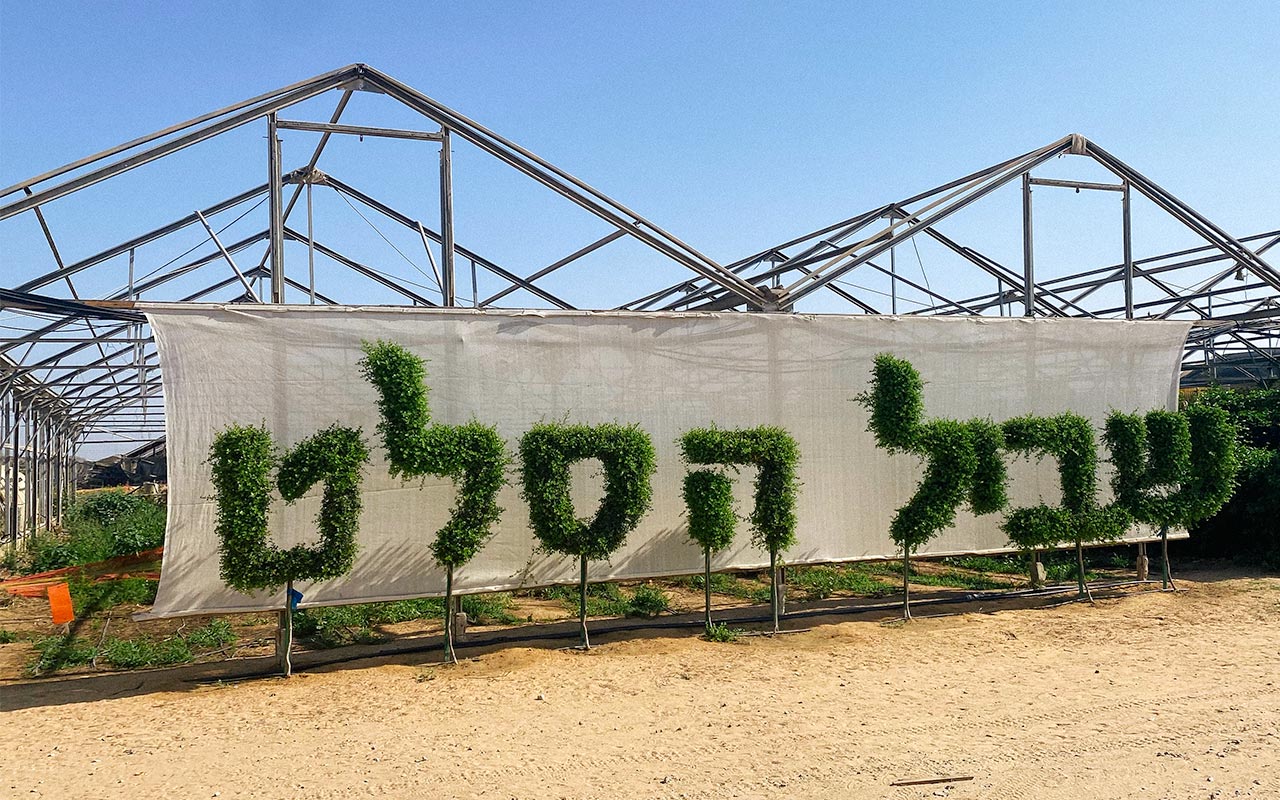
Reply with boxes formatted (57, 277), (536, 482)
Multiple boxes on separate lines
(2, 63), (1277, 542)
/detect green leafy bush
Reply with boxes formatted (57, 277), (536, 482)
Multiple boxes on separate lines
(519, 421), (655, 648)
(209, 423), (369, 593)
(680, 426), (800, 557)
(359, 339), (508, 663)
(1105, 405), (1238, 585)
(18, 496), (164, 574)
(626, 584), (670, 617)
(105, 503), (166, 556)
(703, 622), (743, 643)
(1105, 406), (1237, 528)
(358, 340), (507, 568)
(75, 491), (155, 527)
(520, 422), (656, 560)
(680, 425), (800, 630)
(69, 577), (159, 613)
(1181, 386), (1279, 567)
(856, 354), (1007, 616)
(1001, 412), (1130, 597)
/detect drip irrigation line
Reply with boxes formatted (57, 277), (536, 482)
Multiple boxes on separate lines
(259, 578), (1161, 675)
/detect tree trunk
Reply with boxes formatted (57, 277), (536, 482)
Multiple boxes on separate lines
(704, 547), (712, 631)
(1160, 524), (1175, 590)
(902, 547), (912, 621)
(1075, 539), (1092, 601)
(769, 549), (779, 634)
(579, 555), (591, 650)
(444, 564), (457, 664)
(279, 580), (294, 677)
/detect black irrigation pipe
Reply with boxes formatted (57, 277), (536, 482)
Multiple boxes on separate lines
(275, 578), (1163, 675)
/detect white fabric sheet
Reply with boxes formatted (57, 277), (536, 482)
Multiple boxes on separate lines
(143, 306), (1190, 618)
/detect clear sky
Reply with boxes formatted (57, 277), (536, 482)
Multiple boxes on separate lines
(2, 0), (1278, 313)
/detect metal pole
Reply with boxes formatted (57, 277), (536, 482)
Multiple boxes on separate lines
(27, 406), (38, 533)
(9, 397), (19, 544)
(1122, 180), (1134, 319)
(267, 113), (285, 304)
(890, 241), (898, 314)
(439, 127), (456, 307)
(43, 418), (53, 528)
(51, 426), (61, 526)
(306, 180), (316, 305)
(1022, 172), (1035, 317)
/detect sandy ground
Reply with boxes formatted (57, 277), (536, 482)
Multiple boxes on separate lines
(2, 571), (1277, 800)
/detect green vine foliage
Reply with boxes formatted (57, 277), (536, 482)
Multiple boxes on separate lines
(518, 422), (657, 561)
(856, 354), (1008, 553)
(679, 426), (800, 555)
(358, 340), (508, 568)
(682, 469), (736, 553)
(1104, 405), (1238, 529)
(210, 423), (369, 593)
(1000, 412), (1130, 549)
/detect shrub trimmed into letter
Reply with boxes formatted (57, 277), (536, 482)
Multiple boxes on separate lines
(519, 422), (656, 649)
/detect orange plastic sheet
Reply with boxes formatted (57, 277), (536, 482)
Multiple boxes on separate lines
(0, 547), (162, 599)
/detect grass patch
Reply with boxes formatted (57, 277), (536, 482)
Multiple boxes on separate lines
(69, 577), (159, 615)
(27, 619), (243, 675)
(101, 636), (191, 669)
(789, 565), (896, 599)
(183, 619), (236, 650)
(902, 569), (1010, 591)
(677, 572), (773, 604)
(811, 561), (1014, 591)
(15, 491), (165, 575)
(942, 555), (1028, 574)
(29, 634), (96, 675)
(292, 593), (522, 649)
(536, 583), (672, 618)
(703, 622), (743, 643)
(0, 629), (20, 644)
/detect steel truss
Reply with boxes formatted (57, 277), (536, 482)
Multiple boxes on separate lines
(2, 65), (1276, 543)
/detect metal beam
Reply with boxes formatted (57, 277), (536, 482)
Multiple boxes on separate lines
(276, 119), (442, 141)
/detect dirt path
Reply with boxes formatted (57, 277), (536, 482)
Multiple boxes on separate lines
(3, 571), (1277, 799)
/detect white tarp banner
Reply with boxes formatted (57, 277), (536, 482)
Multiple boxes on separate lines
(144, 307), (1189, 618)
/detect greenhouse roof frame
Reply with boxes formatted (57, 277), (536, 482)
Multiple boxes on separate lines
(1, 63), (1276, 499)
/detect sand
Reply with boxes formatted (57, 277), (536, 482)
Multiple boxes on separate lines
(3, 571), (1277, 799)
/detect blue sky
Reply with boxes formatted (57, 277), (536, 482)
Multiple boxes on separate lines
(2, 0), (1278, 313)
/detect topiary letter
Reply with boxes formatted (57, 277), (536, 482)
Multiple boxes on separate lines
(680, 426), (799, 632)
(1001, 412), (1130, 599)
(857, 354), (1008, 619)
(1104, 404), (1237, 589)
(519, 422), (656, 649)
(210, 422), (369, 675)
(359, 339), (507, 664)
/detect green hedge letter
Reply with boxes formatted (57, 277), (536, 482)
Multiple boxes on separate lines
(359, 340), (507, 663)
(1001, 412), (1129, 598)
(519, 422), (656, 649)
(680, 426), (799, 632)
(210, 423), (369, 594)
(1104, 404), (1237, 588)
(857, 354), (1007, 619)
